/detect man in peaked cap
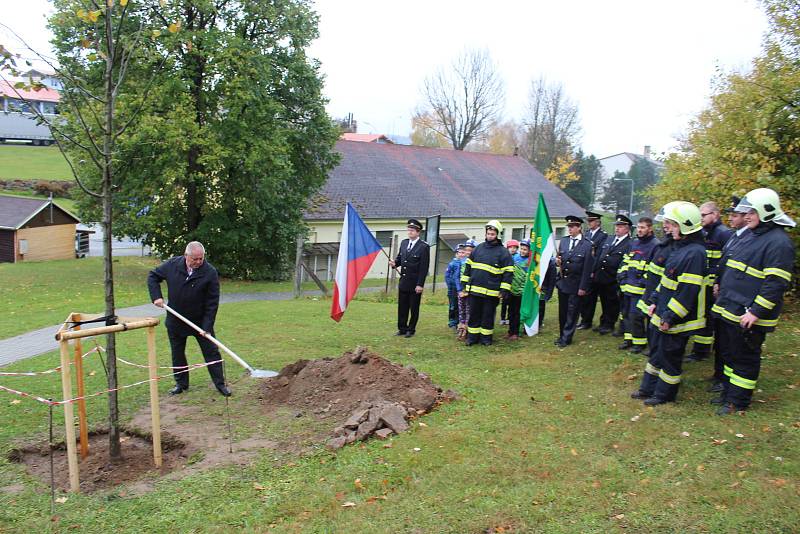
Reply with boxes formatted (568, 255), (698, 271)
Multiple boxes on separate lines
(554, 215), (594, 348)
(389, 218), (431, 338)
(590, 214), (632, 335)
(578, 211), (608, 330)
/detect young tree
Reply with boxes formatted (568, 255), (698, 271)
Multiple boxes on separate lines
(520, 76), (581, 174)
(1, 0), (173, 459)
(417, 48), (505, 150)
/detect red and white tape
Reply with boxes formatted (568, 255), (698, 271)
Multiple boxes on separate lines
(0, 346), (103, 377)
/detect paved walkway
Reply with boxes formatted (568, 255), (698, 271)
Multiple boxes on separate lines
(0, 289), (336, 367)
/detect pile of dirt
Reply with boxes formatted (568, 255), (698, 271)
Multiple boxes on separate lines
(259, 346), (457, 449)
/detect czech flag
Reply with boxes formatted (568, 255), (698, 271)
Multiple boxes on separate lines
(331, 203), (384, 322)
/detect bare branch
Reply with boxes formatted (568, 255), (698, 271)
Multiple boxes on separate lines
(51, 134), (103, 198)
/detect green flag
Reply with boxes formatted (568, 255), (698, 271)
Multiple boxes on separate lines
(521, 193), (556, 336)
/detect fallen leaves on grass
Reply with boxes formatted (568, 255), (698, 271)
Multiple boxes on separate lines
(564, 393), (574, 401)
(55, 496), (68, 504)
(253, 483), (268, 491)
(354, 479), (364, 491)
(341, 502), (356, 508)
(10, 399), (20, 405)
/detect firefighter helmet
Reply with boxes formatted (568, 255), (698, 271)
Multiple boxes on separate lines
(485, 220), (504, 234)
(735, 188), (796, 227)
(660, 201), (702, 235)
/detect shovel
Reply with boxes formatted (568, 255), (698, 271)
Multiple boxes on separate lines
(162, 304), (278, 378)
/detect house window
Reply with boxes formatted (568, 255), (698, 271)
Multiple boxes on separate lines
(511, 227), (526, 240)
(375, 230), (393, 247)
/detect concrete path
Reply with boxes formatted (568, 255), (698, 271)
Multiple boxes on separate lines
(0, 289), (336, 367)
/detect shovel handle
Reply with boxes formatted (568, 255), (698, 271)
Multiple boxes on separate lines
(162, 304), (254, 373)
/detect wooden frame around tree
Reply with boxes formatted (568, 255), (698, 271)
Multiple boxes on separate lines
(55, 313), (161, 492)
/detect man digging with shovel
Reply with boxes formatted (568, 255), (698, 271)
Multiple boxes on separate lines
(148, 241), (231, 397)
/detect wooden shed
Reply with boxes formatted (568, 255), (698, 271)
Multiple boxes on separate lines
(0, 195), (80, 263)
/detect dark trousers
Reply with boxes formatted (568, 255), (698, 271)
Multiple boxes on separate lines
(397, 289), (422, 334)
(638, 323), (663, 395)
(712, 317), (725, 381)
(467, 294), (499, 344)
(540, 299), (548, 329)
(579, 289), (598, 327)
(500, 299), (509, 321)
(557, 290), (582, 345)
(622, 295), (648, 346)
(690, 291), (715, 357)
(717, 320), (765, 409)
(507, 294), (522, 336)
(596, 282), (621, 329)
(167, 329), (225, 389)
(651, 330), (691, 401)
(447, 289), (458, 326)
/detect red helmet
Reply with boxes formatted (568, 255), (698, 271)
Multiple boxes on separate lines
(506, 239), (520, 248)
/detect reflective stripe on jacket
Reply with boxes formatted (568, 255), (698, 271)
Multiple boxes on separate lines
(462, 239), (514, 297)
(649, 235), (708, 334)
(712, 223), (795, 332)
(619, 234), (660, 296)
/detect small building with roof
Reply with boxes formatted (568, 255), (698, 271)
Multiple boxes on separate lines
(303, 140), (583, 281)
(0, 195), (80, 263)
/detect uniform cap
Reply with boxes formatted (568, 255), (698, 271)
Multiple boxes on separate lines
(565, 215), (584, 225)
(614, 214), (633, 226)
(407, 218), (423, 231)
(585, 211), (602, 220)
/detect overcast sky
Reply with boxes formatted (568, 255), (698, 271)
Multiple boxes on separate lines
(2, 0), (768, 158)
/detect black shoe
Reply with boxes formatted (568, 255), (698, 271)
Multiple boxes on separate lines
(169, 385), (186, 396)
(555, 340), (568, 348)
(466, 340), (478, 346)
(618, 341), (632, 350)
(576, 323), (591, 330)
(612, 330), (624, 338)
(216, 385), (232, 397)
(707, 381), (724, 393)
(481, 340), (492, 346)
(710, 396), (725, 405)
(404, 331), (415, 338)
(644, 396), (671, 406)
(630, 390), (650, 400)
(629, 346), (644, 355)
(395, 330), (406, 336)
(591, 326), (601, 333)
(716, 403), (746, 416)
(597, 327), (612, 335)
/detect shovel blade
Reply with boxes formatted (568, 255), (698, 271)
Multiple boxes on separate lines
(250, 369), (279, 378)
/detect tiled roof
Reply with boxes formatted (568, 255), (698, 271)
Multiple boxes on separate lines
(0, 81), (60, 103)
(306, 141), (584, 221)
(0, 196), (78, 229)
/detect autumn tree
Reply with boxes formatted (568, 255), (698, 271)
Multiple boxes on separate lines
(520, 76), (581, 174)
(409, 110), (450, 148)
(416, 48), (505, 150)
(651, 0), (799, 252)
(562, 150), (601, 208)
(467, 120), (522, 155)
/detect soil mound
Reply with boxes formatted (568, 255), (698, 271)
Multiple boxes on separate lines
(260, 346), (456, 448)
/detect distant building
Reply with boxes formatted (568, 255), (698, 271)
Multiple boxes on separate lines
(0, 195), (80, 263)
(0, 80), (60, 145)
(303, 140), (583, 281)
(340, 132), (394, 144)
(593, 145), (664, 210)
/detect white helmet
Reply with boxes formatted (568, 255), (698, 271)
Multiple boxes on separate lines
(735, 188), (796, 227)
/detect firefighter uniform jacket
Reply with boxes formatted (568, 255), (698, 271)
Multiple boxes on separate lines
(712, 223), (795, 332)
(462, 239), (514, 298)
(618, 234), (660, 297)
(556, 235), (593, 294)
(637, 236), (675, 314)
(591, 235), (631, 285)
(703, 220), (732, 281)
(649, 235), (708, 334)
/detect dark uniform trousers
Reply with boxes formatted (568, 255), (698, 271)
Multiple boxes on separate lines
(651, 331), (692, 401)
(558, 290), (582, 344)
(507, 294), (522, 336)
(468, 294), (499, 344)
(637, 323), (663, 395)
(398, 290), (423, 334)
(717, 321), (765, 409)
(168, 329), (225, 390)
(623, 295), (648, 346)
(580, 290), (599, 327)
(596, 282), (621, 330)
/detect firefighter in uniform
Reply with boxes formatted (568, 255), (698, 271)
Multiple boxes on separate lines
(389, 219), (430, 338)
(590, 215), (632, 335)
(554, 215), (593, 348)
(618, 217), (659, 354)
(686, 201), (732, 362)
(639, 201), (708, 406)
(462, 220), (514, 346)
(712, 188), (795, 414)
(631, 208), (677, 400)
(578, 211), (608, 329)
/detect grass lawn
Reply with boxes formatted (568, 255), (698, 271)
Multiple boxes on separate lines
(0, 145), (72, 181)
(0, 294), (797, 532)
(0, 257), (384, 339)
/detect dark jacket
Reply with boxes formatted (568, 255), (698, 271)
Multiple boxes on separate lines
(461, 239), (514, 298)
(147, 256), (220, 335)
(592, 234), (632, 285)
(618, 234), (660, 296)
(587, 227), (608, 257)
(650, 233), (708, 334)
(395, 239), (431, 292)
(713, 223), (795, 332)
(637, 235), (676, 314)
(703, 219), (733, 280)
(556, 235), (593, 294)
